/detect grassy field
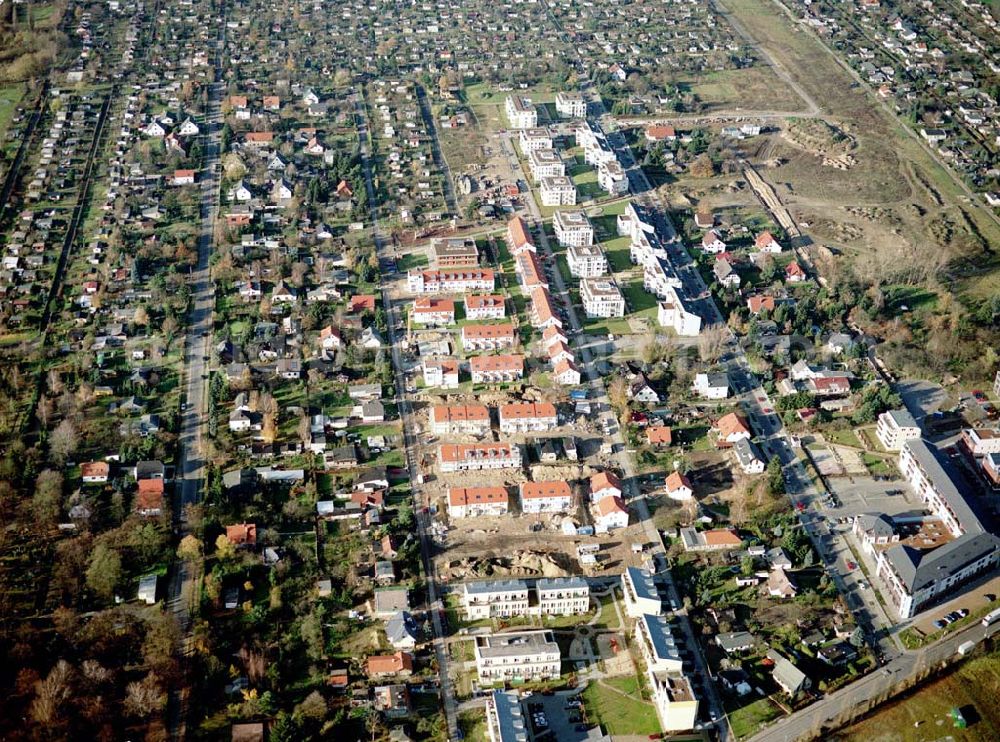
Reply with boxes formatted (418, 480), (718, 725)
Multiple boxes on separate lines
(839, 650), (1000, 742)
(681, 66), (806, 113)
(0, 84), (25, 139)
(581, 678), (661, 736)
(728, 696), (783, 739)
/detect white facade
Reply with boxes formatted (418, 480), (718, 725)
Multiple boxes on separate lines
(519, 128), (552, 153)
(423, 358), (460, 389)
(475, 631), (560, 683)
(567, 243), (608, 278)
(448, 487), (509, 519)
(876, 409), (921, 451)
(539, 176), (576, 206)
(581, 277), (625, 318)
(648, 670), (699, 732)
(463, 580), (530, 620)
(520, 481), (573, 514)
(429, 405), (492, 436)
(555, 91), (586, 118)
(498, 403), (558, 434)
(505, 95), (537, 129)
(439, 444), (521, 473)
(598, 160), (629, 195)
(621, 567), (666, 618)
(528, 148), (565, 181)
(553, 210), (594, 247)
(658, 290), (702, 337)
(407, 269), (494, 294)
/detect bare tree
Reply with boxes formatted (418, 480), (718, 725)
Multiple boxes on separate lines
(124, 673), (165, 718)
(49, 419), (79, 465)
(697, 324), (727, 363)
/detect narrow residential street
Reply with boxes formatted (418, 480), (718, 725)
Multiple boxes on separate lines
(353, 86), (461, 741)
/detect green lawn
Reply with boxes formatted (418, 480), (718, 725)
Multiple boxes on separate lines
(727, 697), (783, 739)
(603, 235), (633, 272)
(581, 679), (661, 737)
(0, 84), (25, 139)
(824, 428), (861, 448)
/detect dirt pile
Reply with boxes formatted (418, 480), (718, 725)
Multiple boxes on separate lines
(443, 550), (573, 580)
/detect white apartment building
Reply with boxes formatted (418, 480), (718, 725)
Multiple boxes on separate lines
(486, 690), (528, 742)
(539, 176), (576, 206)
(567, 243), (608, 278)
(648, 669), (699, 732)
(463, 580), (530, 620)
(519, 128), (552, 153)
(439, 443), (522, 473)
(622, 566), (668, 617)
(407, 269), (494, 294)
(505, 95), (537, 129)
(658, 286), (702, 337)
(961, 427), (1000, 456)
(598, 159), (629, 195)
(411, 297), (455, 326)
(555, 91), (586, 118)
(461, 323), (516, 352)
(875, 439), (1000, 618)
(577, 120), (616, 166)
(470, 354), (525, 384)
(429, 404), (492, 436)
(465, 294), (506, 321)
(528, 148), (565, 181)
(537, 577), (590, 615)
(463, 578), (590, 620)
(475, 631), (560, 683)
(448, 487), (510, 519)
(499, 402), (558, 434)
(520, 481), (573, 514)
(635, 613), (684, 674)
(553, 210), (594, 247)
(581, 277), (625, 318)
(876, 408), (921, 451)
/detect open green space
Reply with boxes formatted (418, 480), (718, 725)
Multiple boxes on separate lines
(581, 678), (661, 737)
(0, 84), (25, 139)
(840, 649), (1000, 742)
(727, 696), (783, 740)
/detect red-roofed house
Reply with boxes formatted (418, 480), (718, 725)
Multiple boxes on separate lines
(747, 295), (776, 315)
(226, 523), (258, 547)
(665, 471), (694, 501)
(366, 652), (414, 678)
(590, 471), (623, 502)
(349, 295), (377, 313)
(81, 461), (110, 483)
(715, 413), (752, 445)
(785, 261), (807, 282)
(135, 479), (165, 517)
(519, 481), (573, 514)
(593, 495), (629, 532)
(755, 231), (782, 253)
(645, 125), (677, 142)
(447, 487), (509, 518)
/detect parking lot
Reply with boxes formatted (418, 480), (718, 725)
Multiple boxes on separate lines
(524, 692), (603, 742)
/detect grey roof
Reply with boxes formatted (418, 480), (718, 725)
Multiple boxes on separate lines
(536, 576), (588, 591)
(639, 614), (682, 665)
(886, 407), (919, 429)
(716, 631), (755, 652)
(855, 513), (894, 538)
(733, 438), (764, 468)
(463, 579), (528, 595)
(625, 566), (664, 604)
(386, 611), (417, 644)
(884, 531), (1000, 592)
(490, 690), (529, 742)
(476, 631), (558, 658)
(767, 649), (808, 693)
(904, 440), (983, 535)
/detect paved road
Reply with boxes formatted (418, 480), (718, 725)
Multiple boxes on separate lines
(165, 31), (224, 738)
(353, 85), (461, 742)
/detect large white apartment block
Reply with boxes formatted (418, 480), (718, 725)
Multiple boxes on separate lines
(648, 669), (699, 732)
(463, 578), (590, 620)
(475, 631), (560, 683)
(874, 440), (1000, 618)
(961, 427), (1000, 456)
(876, 408), (921, 451)
(422, 358), (460, 389)
(408, 269), (494, 294)
(577, 120), (616, 166)
(505, 95), (537, 129)
(470, 354), (525, 384)
(553, 210), (594, 247)
(439, 443), (522, 473)
(520, 480), (573, 514)
(411, 297), (455, 326)
(461, 323), (516, 352)
(463, 580), (530, 620)
(567, 243), (608, 278)
(448, 487), (509, 519)
(658, 286), (702, 337)
(429, 404), (492, 436)
(499, 402), (558, 434)
(598, 159), (629, 195)
(465, 294), (507, 321)
(486, 690), (528, 742)
(635, 613), (684, 674)
(581, 277), (625, 318)
(555, 91), (587, 118)
(537, 577), (590, 615)
(622, 566), (669, 617)
(528, 148), (565, 181)
(519, 128), (552, 153)
(539, 176), (576, 206)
